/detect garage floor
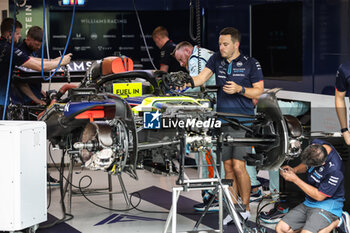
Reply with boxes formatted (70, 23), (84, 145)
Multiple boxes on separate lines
(37, 167), (276, 233)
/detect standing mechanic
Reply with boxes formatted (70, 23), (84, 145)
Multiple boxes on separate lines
(276, 138), (348, 233)
(152, 26), (184, 73)
(335, 61), (350, 145)
(0, 18), (72, 117)
(176, 27), (264, 224)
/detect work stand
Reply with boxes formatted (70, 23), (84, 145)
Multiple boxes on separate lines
(62, 151), (130, 214)
(163, 129), (252, 233)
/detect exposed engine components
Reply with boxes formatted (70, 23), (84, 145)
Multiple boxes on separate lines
(162, 71), (194, 89)
(186, 134), (213, 152)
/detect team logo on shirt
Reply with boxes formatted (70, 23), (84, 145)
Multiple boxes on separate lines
(237, 61), (243, 67)
(15, 49), (23, 56)
(328, 176), (339, 186)
(255, 61), (262, 70)
(328, 162), (335, 168)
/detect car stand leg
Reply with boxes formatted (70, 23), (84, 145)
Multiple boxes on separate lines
(117, 173), (130, 207)
(163, 181), (238, 233)
(163, 131), (248, 233)
(61, 151), (131, 212)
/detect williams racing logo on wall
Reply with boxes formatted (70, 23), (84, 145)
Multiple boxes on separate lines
(143, 111), (221, 129)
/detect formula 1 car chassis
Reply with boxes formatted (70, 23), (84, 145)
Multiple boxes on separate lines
(33, 67), (302, 181)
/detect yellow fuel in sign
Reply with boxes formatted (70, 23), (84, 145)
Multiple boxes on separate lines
(113, 83), (142, 98)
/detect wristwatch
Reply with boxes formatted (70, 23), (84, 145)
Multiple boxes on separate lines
(240, 86), (246, 95)
(341, 128), (348, 133)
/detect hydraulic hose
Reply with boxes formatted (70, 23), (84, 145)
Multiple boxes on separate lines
(41, 0), (76, 81)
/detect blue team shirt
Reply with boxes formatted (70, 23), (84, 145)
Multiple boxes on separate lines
(0, 37), (30, 106)
(335, 61), (350, 93)
(303, 139), (345, 217)
(206, 53), (263, 115)
(159, 40), (185, 73)
(11, 40), (42, 104)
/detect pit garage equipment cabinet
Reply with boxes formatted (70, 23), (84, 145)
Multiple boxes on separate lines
(0, 121), (47, 232)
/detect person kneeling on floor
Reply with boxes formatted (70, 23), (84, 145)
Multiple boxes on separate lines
(276, 138), (350, 233)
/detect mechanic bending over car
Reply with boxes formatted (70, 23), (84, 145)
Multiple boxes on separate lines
(172, 41), (222, 212)
(0, 18), (72, 117)
(172, 41), (216, 93)
(175, 27), (264, 224)
(11, 26), (47, 106)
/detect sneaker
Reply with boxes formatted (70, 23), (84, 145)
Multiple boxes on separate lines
(223, 210), (250, 225)
(193, 191), (218, 211)
(47, 175), (60, 186)
(193, 200), (219, 212)
(223, 214), (233, 225)
(338, 211), (350, 233)
(251, 189), (262, 197)
(259, 203), (289, 224)
(250, 189), (263, 202)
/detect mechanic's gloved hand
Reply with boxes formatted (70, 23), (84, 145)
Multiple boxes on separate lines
(163, 71), (194, 90)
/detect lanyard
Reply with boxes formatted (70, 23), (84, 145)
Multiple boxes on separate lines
(227, 60), (233, 75)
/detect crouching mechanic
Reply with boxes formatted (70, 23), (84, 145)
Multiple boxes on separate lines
(276, 138), (345, 233)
